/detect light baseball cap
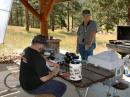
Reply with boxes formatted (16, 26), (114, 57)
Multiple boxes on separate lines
(82, 9), (91, 16)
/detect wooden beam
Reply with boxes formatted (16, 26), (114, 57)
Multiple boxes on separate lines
(128, 9), (130, 23)
(45, 0), (55, 17)
(39, 0), (48, 37)
(55, 0), (71, 3)
(20, 0), (41, 20)
(128, 1), (130, 24)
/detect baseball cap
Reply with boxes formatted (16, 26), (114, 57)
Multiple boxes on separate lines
(32, 35), (48, 44)
(82, 9), (91, 16)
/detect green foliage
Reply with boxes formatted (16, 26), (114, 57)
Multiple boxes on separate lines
(9, 0), (130, 33)
(52, 1), (82, 28)
(10, 1), (82, 30)
(83, 0), (129, 32)
(9, 0), (40, 28)
(53, 3), (67, 27)
(70, 1), (82, 26)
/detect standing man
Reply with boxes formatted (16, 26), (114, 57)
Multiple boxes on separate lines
(19, 35), (66, 97)
(76, 9), (97, 60)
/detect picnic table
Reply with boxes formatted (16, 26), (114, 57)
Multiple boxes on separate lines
(59, 63), (115, 97)
(106, 43), (130, 54)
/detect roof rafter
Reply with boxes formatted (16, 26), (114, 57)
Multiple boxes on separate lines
(45, 0), (55, 18)
(20, 0), (41, 20)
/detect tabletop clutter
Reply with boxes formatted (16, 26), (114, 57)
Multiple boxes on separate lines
(43, 51), (82, 82)
(42, 48), (129, 88)
(43, 49), (115, 81)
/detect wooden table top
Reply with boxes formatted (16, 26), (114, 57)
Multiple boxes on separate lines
(59, 63), (114, 88)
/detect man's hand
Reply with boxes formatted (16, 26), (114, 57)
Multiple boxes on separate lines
(86, 31), (96, 50)
(47, 60), (60, 73)
(76, 46), (79, 54)
(52, 69), (59, 76)
(53, 63), (60, 68)
(48, 63), (60, 77)
(51, 62), (60, 75)
(46, 60), (58, 67)
(40, 64), (60, 82)
(85, 42), (92, 50)
(76, 49), (79, 54)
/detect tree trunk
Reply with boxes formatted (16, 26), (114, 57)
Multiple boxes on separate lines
(106, 28), (109, 33)
(61, 19), (62, 29)
(67, 2), (70, 32)
(72, 13), (74, 29)
(9, 12), (12, 25)
(51, 11), (55, 31)
(32, 16), (35, 28)
(25, 9), (29, 31)
(20, 8), (23, 26)
(39, 0), (48, 37)
(16, 9), (19, 26)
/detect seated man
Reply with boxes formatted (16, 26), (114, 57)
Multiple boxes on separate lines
(19, 35), (66, 97)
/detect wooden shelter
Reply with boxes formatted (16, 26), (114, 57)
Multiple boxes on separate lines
(20, 0), (71, 37)
(20, 0), (130, 37)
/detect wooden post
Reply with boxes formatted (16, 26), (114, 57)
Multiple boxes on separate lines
(128, 1), (130, 24)
(39, 0), (55, 37)
(39, 0), (48, 36)
(128, 7), (130, 24)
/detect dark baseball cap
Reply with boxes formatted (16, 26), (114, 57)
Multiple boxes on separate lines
(82, 9), (91, 16)
(32, 35), (48, 44)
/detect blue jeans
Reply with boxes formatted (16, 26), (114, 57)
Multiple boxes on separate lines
(78, 43), (96, 60)
(29, 80), (67, 97)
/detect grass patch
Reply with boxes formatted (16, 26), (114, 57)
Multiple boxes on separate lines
(0, 26), (116, 55)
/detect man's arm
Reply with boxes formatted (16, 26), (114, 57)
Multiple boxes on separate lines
(85, 21), (97, 49)
(76, 26), (81, 53)
(40, 58), (59, 82)
(40, 71), (57, 82)
(46, 58), (59, 68)
(87, 31), (96, 46)
(76, 37), (80, 53)
(34, 57), (59, 82)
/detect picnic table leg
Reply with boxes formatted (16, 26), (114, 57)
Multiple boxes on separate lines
(75, 87), (82, 97)
(75, 87), (89, 97)
(107, 86), (111, 97)
(106, 78), (113, 97)
(84, 87), (89, 97)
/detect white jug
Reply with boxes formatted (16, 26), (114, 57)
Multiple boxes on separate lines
(69, 60), (82, 81)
